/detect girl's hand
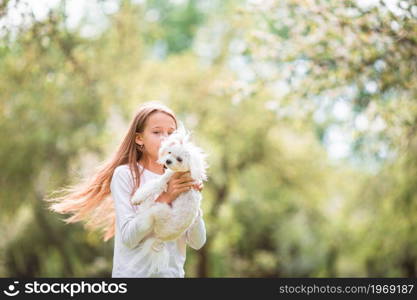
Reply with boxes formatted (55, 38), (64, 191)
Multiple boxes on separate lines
(156, 171), (197, 205)
(192, 181), (204, 192)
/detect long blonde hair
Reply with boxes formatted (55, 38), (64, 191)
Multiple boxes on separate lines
(45, 101), (178, 241)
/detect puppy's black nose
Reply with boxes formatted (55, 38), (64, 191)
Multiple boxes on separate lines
(177, 157), (182, 162)
(166, 159), (172, 165)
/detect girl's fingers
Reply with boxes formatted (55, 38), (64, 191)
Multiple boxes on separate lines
(173, 171), (189, 179)
(177, 181), (202, 190)
(172, 171), (188, 179)
(178, 173), (192, 179)
(174, 183), (194, 190)
(175, 187), (191, 195)
(175, 178), (194, 185)
(180, 171), (191, 177)
(169, 177), (191, 187)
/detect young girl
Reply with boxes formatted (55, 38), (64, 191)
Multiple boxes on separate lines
(46, 101), (206, 278)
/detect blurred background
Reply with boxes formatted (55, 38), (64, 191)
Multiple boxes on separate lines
(1, 0), (417, 277)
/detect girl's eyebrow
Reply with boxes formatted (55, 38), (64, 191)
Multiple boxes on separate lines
(152, 126), (175, 130)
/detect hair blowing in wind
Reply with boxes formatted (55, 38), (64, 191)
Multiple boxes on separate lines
(45, 102), (178, 241)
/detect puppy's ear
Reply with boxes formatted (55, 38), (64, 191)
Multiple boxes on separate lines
(174, 122), (191, 145)
(183, 130), (191, 144)
(189, 145), (208, 182)
(176, 120), (186, 135)
(177, 130), (191, 145)
(158, 141), (169, 164)
(157, 149), (167, 165)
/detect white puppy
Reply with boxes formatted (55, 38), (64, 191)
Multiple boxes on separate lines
(129, 127), (208, 275)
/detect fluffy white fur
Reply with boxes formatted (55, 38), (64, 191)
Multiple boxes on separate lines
(129, 126), (208, 275)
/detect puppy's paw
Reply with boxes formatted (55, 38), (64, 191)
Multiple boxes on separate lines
(131, 188), (149, 205)
(131, 196), (140, 205)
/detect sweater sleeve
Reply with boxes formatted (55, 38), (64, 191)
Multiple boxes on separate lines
(185, 207), (206, 250)
(110, 166), (154, 249)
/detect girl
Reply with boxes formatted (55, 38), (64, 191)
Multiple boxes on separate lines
(46, 101), (206, 278)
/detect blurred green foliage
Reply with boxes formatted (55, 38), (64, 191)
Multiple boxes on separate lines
(0, 0), (416, 277)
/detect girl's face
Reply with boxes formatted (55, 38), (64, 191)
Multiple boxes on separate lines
(136, 111), (176, 162)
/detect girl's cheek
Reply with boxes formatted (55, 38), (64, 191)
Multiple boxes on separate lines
(151, 135), (160, 145)
(155, 138), (161, 148)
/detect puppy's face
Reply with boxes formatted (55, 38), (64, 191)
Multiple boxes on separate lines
(157, 133), (190, 172)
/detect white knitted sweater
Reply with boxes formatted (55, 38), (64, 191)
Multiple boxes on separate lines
(110, 163), (206, 278)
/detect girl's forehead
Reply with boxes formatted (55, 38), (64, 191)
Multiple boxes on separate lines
(146, 112), (176, 129)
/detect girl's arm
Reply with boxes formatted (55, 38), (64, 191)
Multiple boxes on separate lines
(110, 167), (154, 249)
(185, 207), (206, 250)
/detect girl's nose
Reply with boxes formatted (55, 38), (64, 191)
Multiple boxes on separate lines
(160, 137), (167, 144)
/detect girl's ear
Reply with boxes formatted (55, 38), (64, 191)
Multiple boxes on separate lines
(135, 133), (143, 145)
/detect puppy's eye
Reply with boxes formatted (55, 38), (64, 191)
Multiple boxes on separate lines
(168, 152), (171, 154)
